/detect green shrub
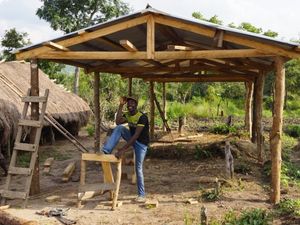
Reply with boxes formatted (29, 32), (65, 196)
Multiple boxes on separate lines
(224, 208), (272, 225)
(211, 124), (237, 134)
(285, 125), (300, 138)
(194, 145), (212, 159)
(275, 198), (300, 217)
(86, 124), (95, 137)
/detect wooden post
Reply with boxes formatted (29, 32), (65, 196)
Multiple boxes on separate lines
(128, 78), (132, 96)
(29, 59), (40, 195)
(162, 82), (167, 131)
(94, 72), (100, 151)
(256, 72), (265, 163)
(149, 81), (155, 140)
(244, 81), (253, 139)
(270, 57), (285, 204)
(251, 79), (257, 143)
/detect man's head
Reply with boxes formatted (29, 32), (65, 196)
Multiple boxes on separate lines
(126, 96), (138, 115)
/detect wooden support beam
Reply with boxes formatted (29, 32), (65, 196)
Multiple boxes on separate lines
(244, 81), (254, 139)
(255, 71), (265, 163)
(94, 72), (100, 151)
(149, 82), (155, 140)
(16, 15), (149, 60)
(119, 40), (138, 52)
(162, 82), (167, 132)
(37, 49), (272, 60)
(167, 45), (193, 51)
(128, 78), (132, 96)
(213, 30), (224, 48)
(29, 59), (40, 195)
(147, 15), (155, 59)
(270, 56), (285, 204)
(43, 41), (69, 51)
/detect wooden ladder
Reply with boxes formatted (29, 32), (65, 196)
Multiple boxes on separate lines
(78, 153), (122, 210)
(0, 88), (49, 207)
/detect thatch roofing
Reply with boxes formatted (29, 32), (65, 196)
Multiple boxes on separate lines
(0, 61), (91, 127)
(15, 7), (300, 83)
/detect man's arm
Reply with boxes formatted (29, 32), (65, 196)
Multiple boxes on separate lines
(115, 126), (144, 158)
(116, 97), (127, 125)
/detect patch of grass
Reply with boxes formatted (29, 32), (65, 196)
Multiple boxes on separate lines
(86, 124), (95, 137)
(40, 147), (71, 163)
(223, 208), (272, 225)
(194, 145), (212, 159)
(275, 198), (300, 217)
(211, 124), (237, 134)
(201, 188), (221, 202)
(285, 125), (300, 138)
(235, 163), (252, 175)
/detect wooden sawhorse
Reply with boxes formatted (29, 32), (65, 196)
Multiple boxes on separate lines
(78, 153), (122, 210)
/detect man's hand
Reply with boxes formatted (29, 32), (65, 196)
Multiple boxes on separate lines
(119, 96), (127, 106)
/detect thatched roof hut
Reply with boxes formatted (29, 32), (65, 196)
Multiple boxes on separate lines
(0, 61), (91, 145)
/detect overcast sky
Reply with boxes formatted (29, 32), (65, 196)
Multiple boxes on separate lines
(0, 0), (299, 46)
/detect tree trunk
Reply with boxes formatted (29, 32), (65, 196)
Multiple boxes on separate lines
(270, 57), (285, 204)
(30, 59), (40, 195)
(178, 116), (184, 134)
(73, 67), (80, 95)
(162, 82), (167, 131)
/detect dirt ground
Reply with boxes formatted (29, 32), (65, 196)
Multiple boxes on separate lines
(0, 130), (299, 225)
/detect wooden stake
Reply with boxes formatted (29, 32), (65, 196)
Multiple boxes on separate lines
(270, 56), (285, 204)
(29, 59), (40, 195)
(94, 72), (100, 151)
(245, 81), (253, 139)
(149, 81), (155, 140)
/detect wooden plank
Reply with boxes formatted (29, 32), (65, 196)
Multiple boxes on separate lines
(43, 157), (54, 173)
(62, 162), (76, 182)
(167, 45), (194, 51)
(154, 49), (273, 60)
(8, 167), (31, 176)
(0, 190), (27, 199)
(14, 143), (36, 152)
(147, 15), (155, 59)
(112, 160), (122, 210)
(38, 51), (147, 60)
(119, 40), (138, 52)
(21, 96), (47, 103)
(79, 183), (116, 192)
(270, 56), (285, 204)
(43, 41), (69, 51)
(16, 15), (149, 60)
(82, 153), (121, 163)
(19, 119), (42, 127)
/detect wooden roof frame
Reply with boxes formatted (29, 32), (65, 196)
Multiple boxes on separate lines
(15, 9), (300, 83)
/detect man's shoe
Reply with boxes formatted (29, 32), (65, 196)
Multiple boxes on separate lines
(134, 196), (146, 203)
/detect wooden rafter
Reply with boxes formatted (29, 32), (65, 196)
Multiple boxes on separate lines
(213, 30), (224, 48)
(43, 42), (69, 51)
(167, 45), (194, 51)
(154, 14), (300, 59)
(16, 15), (149, 60)
(119, 40), (138, 52)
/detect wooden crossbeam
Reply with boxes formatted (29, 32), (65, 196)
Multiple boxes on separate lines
(141, 74), (255, 82)
(37, 49), (272, 60)
(43, 41), (69, 51)
(119, 40), (138, 52)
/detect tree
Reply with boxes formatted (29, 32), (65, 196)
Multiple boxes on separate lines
(36, 0), (132, 94)
(0, 28), (31, 61)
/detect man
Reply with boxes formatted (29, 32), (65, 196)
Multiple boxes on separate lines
(101, 96), (149, 202)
